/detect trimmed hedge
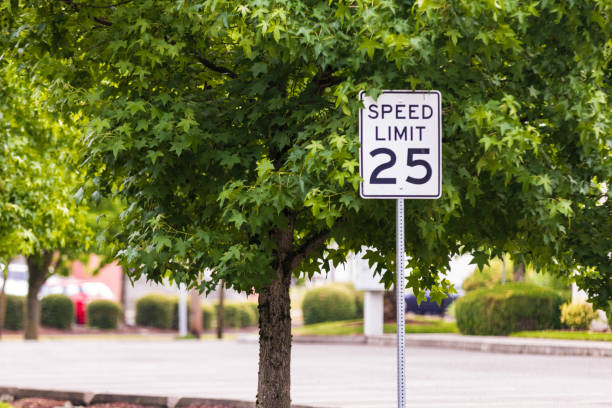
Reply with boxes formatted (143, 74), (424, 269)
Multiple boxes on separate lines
(87, 300), (122, 329)
(41, 294), (74, 330)
(455, 283), (563, 335)
(3, 295), (25, 330)
(202, 303), (215, 330)
(302, 284), (357, 325)
(135, 294), (173, 329)
(215, 302), (258, 328)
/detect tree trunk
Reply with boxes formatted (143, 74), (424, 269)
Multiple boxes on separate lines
(0, 269), (7, 339)
(189, 289), (202, 338)
(256, 273), (292, 408)
(216, 281), (224, 339)
(514, 261), (525, 282)
(25, 251), (53, 340)
(120, 269), (129, 324)
(383, 286), (397, 322)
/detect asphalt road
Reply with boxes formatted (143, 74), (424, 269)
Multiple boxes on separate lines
(0, 339), (610, 408)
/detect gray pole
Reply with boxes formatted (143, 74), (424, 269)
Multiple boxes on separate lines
(396, 199), (406, 408)
(178, 283), (188, 337)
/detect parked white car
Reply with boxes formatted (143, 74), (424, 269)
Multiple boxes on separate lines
(0, 262), (29, 297)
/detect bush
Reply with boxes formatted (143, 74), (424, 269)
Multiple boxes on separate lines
(302, 284), (357, 325)
(87, 300), (122, 329)
(246, 301), (259, 325)
(41, 294), (74, 330)
(560, 302), (598, 330)
(455, 283), (563, 335)
(215, 302), (258, 328)
(135, 294), (173, 329)
(202, 303), (215, 330)
(3, 295), (25, 330)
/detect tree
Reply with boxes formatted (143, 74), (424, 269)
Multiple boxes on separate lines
(3, 0), (610, 405)
(0, 63), (92, 339)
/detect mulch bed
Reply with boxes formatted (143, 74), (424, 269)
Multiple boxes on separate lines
(12, 399), (231, 408)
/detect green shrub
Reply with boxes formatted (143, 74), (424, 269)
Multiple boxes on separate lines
(246, 301), (259, 325)
(560, 302), (598, 330)
(41, 294), (74, 330)
(354, 290), (364, 318)
(3, 295), (25, 330)
(202, 303), (215, 330)
(237, 303), (257, 327)
(215, 302), (258, 328)
(606, 302), (612, 328)
(302, 284), (357, 325)
(87, 300), (122, 329)
(135, 294), (173, 329)
(337, 282), (364, 319)
(455, 283), (563, 335)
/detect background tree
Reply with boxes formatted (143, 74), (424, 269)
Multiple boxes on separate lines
(3, 0), (610, 405)
(0, 64), (92, 339)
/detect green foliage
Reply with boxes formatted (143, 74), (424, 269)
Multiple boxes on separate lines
(560, 302), (598, 331)
(202, 303), (215, 330)
(1, 0), (609, 309)
(455, 283), (564, 335)
(302, 284), (358, 325)
(3, 295), (25, 330)
(135, 294), (173, 329)
(40, 294), (74, 330)
(337, 282), (364, 318)
(87, 300), (122, 330)
(0, 64), (92, 266)
(0, 403), (14, 408)
(217, 302), (258, 329)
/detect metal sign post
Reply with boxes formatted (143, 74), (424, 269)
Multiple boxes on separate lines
(359, 90), (442, 408)
(396, 199), (406, 408)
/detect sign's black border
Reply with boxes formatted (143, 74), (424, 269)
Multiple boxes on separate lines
(359, 90), (442, 199)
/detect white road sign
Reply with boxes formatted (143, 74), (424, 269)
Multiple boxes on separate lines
(359, 90), (442, 199)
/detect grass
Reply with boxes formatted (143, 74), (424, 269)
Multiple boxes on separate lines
(293, 317), (458, 336)
(510, 330), (612, 342)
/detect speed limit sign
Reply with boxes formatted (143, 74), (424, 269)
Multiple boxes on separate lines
(359, 90), (441, 199)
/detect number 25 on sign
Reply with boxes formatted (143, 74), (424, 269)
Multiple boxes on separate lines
(359, 90), (442, 199)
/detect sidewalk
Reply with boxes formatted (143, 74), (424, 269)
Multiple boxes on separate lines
(287, 333), (612, 357)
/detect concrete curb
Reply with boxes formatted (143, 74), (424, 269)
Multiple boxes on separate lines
(0, 388), (326, 408)
(290, 333), (612, 357)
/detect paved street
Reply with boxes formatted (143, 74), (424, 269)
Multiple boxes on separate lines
(1, 339), (610, 408)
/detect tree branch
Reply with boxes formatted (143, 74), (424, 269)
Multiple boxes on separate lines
(196, 56), (237, 79)
(289, 230), (330, 271)
(93, 17), (113, 26)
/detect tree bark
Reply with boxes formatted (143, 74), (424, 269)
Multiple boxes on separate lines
(216, 281), (224, 339)
(256, 273), (292, 408)
(383, 286), (397, 322)
(514, 261), (525, 282)
(25, 251), (53, 340)
(120, 269), (129, 324)
(189, 288), (202, 338)
(0, 269), (7, 339)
